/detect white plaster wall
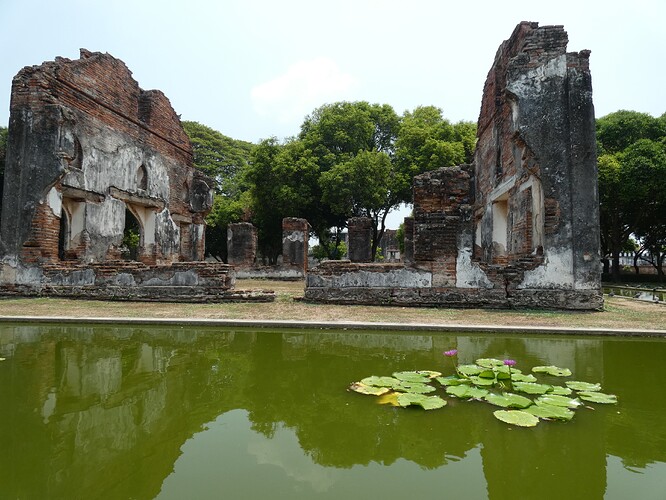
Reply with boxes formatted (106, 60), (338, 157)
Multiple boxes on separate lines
(520, 247), (574, 289)
(456, 246), (493, 289)
(46, 187), (62, 216)
(308, 267), (432, 288)
(86, 198), (126, 238)
(507, 55), (567, 97)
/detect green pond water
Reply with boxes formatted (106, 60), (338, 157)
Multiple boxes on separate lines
(1, 323), (665, 499)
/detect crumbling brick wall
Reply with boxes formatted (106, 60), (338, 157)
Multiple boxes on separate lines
(227, 223), (257, 268)
(347, 217), (373, 262)
(413, 165), (474, 286)
(282, 218), (309, 271)
(305, 22), (602, 310)
(0, 49), (212, 270)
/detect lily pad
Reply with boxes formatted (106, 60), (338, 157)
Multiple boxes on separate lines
(512, 382), (553, 395)
(395, 382), (437, 394)
(416, 370), (442, 379)
(469, 376), (496, 386)
(377, 392), (400, 406)
(526, 403), (574, 421)
(532, 365), (572, 377)
(393, 371), (430, 383)
(349, 382), (390, 396)
(578, 392), (618, 404)
(457, 364), (483, 376)
(478, 369), (497, 379)
(493, 410), (539, 427)
(511, 372), (537, 383)
(536, 394), (582, 409)
(446, 385), (489, 399)
(549, 386), (573, 396)
(565, 381), (602, 392)
(397, 393), (447, 410)
(484, 392), (533, 409)
(361, 376), (400, 388)
(436, 375), (469, 386)
(476, 358), (504, 368)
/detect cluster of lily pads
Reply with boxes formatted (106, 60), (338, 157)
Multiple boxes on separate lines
(349, 351), (618, 427)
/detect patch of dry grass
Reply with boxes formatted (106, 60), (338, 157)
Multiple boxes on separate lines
(0, 279), (664, 331)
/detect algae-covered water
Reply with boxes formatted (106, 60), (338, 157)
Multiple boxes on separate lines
(1, 323), (664, 499)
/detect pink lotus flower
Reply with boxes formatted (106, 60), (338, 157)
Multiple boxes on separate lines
(504, 359), (516, 367)
(443, 349), (458, 357)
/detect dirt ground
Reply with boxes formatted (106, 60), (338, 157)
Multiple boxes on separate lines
(0, 279), (664, 332)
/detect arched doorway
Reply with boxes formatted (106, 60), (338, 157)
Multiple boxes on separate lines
(122, 208), (142, 261)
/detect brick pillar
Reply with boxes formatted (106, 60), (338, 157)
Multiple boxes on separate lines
(347, 217), (373, 262)
(282, 218), (309, 272)
(403, 216), (414, 265)
(227, 222), (257, 267)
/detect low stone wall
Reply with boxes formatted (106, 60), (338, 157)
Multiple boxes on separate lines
(304, 261), (603, 310)
(235, 266), (305, 281)
(0, 261), (275, 302)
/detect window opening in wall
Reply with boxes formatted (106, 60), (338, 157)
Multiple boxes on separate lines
(58, 209), (70, 260)
(122, 208), (142, 261)
(492, 195), (509, 259)
(136, 164), (148, 191)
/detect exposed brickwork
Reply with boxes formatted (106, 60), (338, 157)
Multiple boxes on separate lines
(282, 218), (309, 272)
(347, 217), (373, 262)
(0, 50), (237, 302)
(227, 223), (257, 268)
(305, 22), (602, 310)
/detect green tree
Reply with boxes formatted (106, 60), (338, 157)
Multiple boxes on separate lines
(596, 110), (665, 155)
(395, 106), (475, 177)
(621, 139), (666, 278)
(597, 111), (666, 280)
(181, 121), (254, 261)
(299, 101), (403, 259)
(246, 137), (321, 263)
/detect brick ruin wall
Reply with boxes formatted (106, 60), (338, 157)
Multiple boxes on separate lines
(305, 22), (602, 310)
(229, 218), (310, 280)
(0, 50), (274, 301)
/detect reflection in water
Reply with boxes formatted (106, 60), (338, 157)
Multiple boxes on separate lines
(0, 324), (665, 499)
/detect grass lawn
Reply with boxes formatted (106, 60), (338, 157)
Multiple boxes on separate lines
(1, 279), (664, 332)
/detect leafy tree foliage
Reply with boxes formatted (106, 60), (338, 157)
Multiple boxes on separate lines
(246, 138), (322, 263)
(597, 111), (666, 279)
(395, 106), (475, 177)
(182, 121), (253, 261)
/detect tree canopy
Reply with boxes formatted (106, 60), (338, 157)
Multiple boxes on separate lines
(181, 121), (254, 261)
(597, 111), (666, 279)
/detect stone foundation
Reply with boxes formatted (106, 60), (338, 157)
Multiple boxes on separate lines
(0, 261), (274, 302)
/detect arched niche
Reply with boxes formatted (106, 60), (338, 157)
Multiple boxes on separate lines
(136, 164), (148, 191)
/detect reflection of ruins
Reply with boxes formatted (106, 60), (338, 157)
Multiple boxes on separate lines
(1, 324), (663, 498)
(305, 23), (602, 310)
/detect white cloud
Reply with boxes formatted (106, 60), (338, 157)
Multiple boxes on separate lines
(251, 57), (356, 125)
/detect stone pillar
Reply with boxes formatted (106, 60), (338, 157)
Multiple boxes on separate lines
(347, 217), (373, 263)
(227, 222), (257, 267)
(403, 216), (414, 266)
(282, 218), (309, 272)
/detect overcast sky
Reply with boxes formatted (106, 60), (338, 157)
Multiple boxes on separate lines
(2, 0), (664, 143)
(1, 0), (664, 227)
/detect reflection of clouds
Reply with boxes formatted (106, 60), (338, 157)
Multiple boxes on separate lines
(247, 423), (337, 493)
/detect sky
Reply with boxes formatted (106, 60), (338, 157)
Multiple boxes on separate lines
(1, 0), (665, 227)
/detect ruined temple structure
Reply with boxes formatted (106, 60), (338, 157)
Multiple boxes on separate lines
(229, 218), (310, 280)
(0, 49), (271, 301)
(305, 22), (603, 310)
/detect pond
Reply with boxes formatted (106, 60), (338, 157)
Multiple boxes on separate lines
(1, 323), (665, 499)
